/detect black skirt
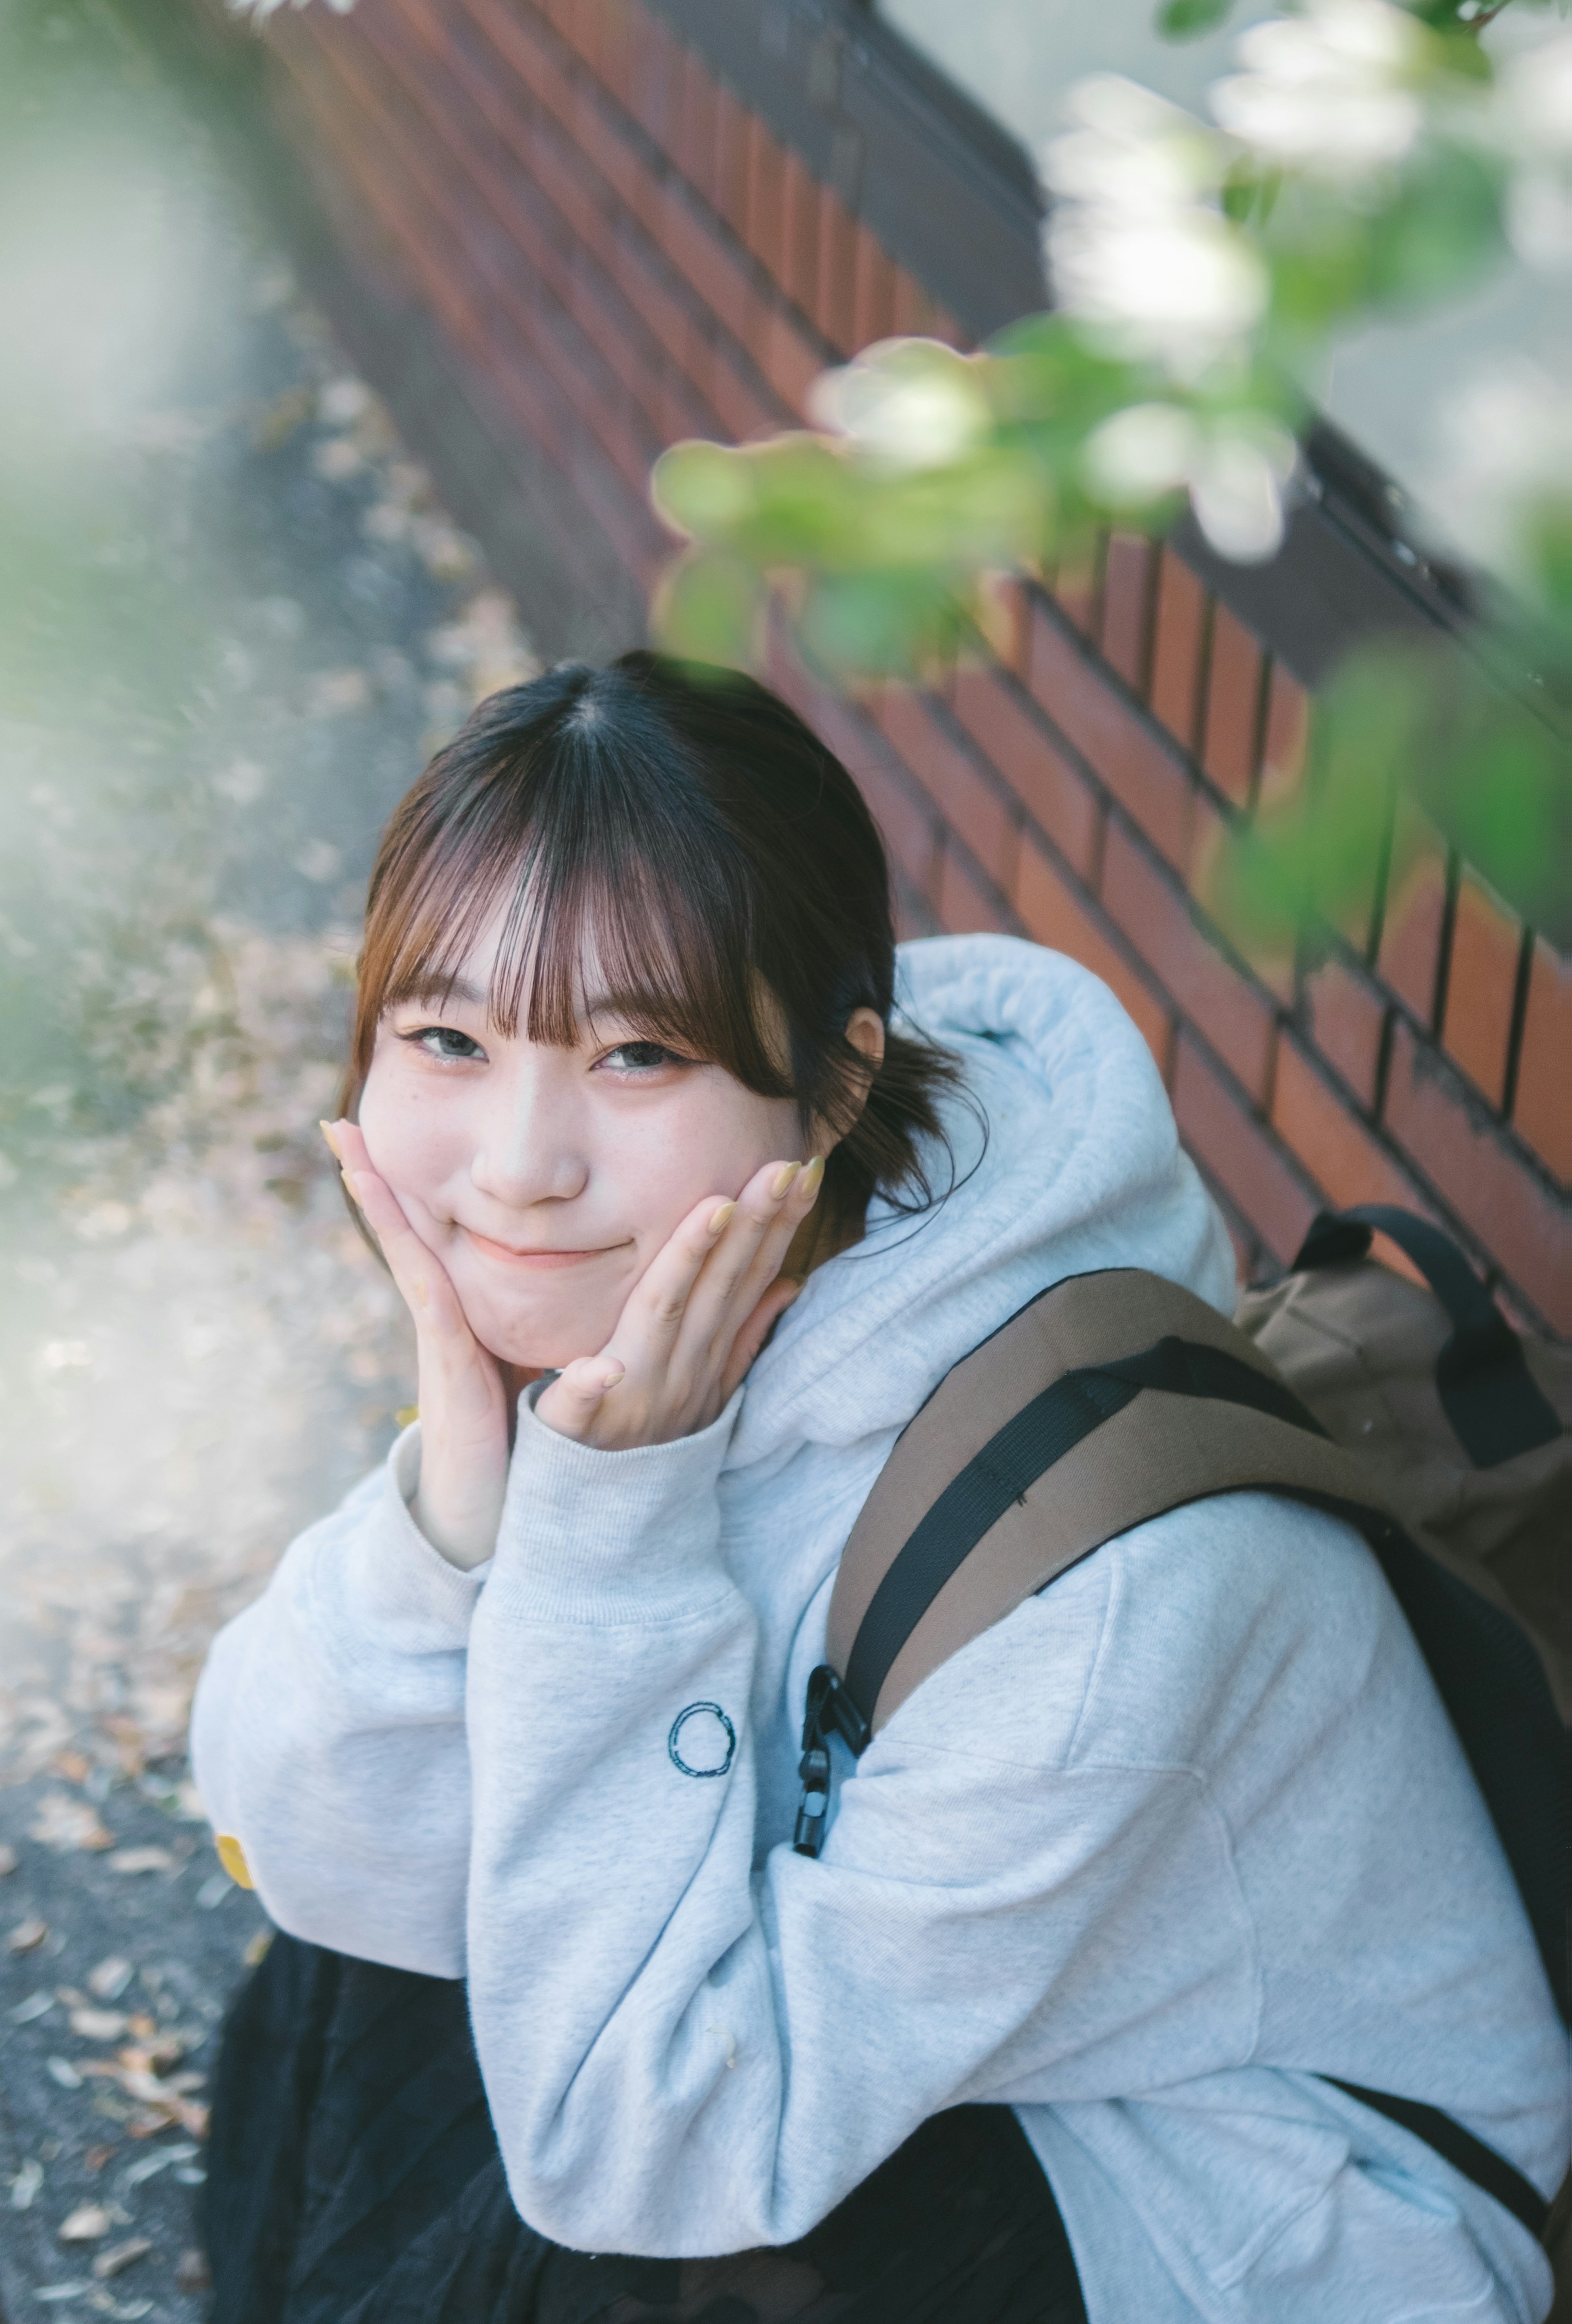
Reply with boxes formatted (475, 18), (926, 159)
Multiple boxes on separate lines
(203, 1932), (1088, 2324)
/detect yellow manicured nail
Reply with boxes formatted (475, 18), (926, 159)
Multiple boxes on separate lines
(215, 1833), (255, 1891)
(709, 1200), (736, 1234)
(319, 1119), (343, 1161)
(770, 1161), (802, 1200)
(800, 1156), (825, 1200)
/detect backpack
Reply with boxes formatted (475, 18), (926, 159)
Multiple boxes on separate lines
(793, 1205), (1571, 2298)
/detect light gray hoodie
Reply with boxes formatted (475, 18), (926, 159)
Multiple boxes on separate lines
(192, 935), (1567, 2324)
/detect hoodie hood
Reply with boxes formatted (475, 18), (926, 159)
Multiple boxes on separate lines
(732, 934), (1235, 1471)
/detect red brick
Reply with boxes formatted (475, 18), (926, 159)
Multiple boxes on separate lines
(1100, 821), (1278, 1103)
(744, 114), (787, 279)
(1172, 1033), (1318, 1265)
(757, 303), (825, 420)
(891, 267), (934, 336)
(1299, 953), (1389, 1110)
(1054, 543), (1102, 642)
(815, 183), (857, 354)
(1026, 598), (1195, 871)
(705, 343), (778, 443)
(713, 82), (751, 239)
(1100, 533), (1154, 693)
(1377, 805), (1450, 1027)
(781, 148), (819, 316)
(874, 690), (1016, 892)
(937, 838), (1010, 934)
(1441, 870), (1520, 1109)
(1260, 660), (1309, 802)
(1511, 937), (1571, 1183)
(1014, 838), (1172, 1073)
(1272, 1035), (1429, 1219)
(1149, 548), (1208, 752)
(1200, 602), (1265, 809)
(856, 755), (940, 897)
(629, 8), (682, 153)
(852, 225), (897, 349)
(1383, 1020), (1570, 1328)
(950, 666), (1101, 880)
(653, 184), (758, 347)
(678, 46), (718, 204)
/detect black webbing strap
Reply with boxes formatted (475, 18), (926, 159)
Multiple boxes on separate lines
(1326, 2079), (1549, 2241)
(842, 1336), (1327, 1725)
(1292, 1205), (1562, 1469)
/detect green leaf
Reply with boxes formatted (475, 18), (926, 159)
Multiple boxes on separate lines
(1155, 0), (1236, 41)
(650, 549), (765, 670)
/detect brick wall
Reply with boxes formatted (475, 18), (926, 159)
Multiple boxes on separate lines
(237, 0), (1568, 1333)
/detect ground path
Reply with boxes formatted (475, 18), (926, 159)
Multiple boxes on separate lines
(0, 3), (552, 2309)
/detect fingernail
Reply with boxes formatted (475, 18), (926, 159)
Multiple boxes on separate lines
(770, 1161), (802, 1200)
(800, 1156), (825, 1201)
(599, 1360), (625, 1390)
(709, 1200), (736, 1234)
(319, 1119), (343, 1161)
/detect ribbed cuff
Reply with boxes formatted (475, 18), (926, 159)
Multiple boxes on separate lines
(486, 1388), (743, 1624)
(336, 1423), (491, 1636)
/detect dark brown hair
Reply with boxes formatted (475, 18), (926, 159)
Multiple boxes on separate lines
(343, 652), (960, 1244)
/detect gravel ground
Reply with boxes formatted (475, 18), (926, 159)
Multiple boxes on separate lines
(0, 2), (568, 2311)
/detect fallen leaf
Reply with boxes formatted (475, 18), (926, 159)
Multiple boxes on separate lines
(243, 1928), (273, 1968)
(8, 1917), (47, 1953)
(84, 2145), (117, 2174)
(0, 1842), (17, 1875)
(125, 2014), (156, 2039)
(87, 1958), (133, 2002)
(52, 1751), (90, 1783)
(70, 2007), (129, 2041)
(175, 2248), (212, 2293)
(9, 1990), (53, 2023)
(93, 2236), (152, 2279)
(29, 1793), (113, 1852)
(59, 2201), (112, 2241)
(8, 2155), (44, 2208)
(106, 1847), (174, 1876)
(46, 2057), (83, 2089)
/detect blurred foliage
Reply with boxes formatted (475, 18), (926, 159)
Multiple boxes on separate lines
(652, 0), (1571, 950)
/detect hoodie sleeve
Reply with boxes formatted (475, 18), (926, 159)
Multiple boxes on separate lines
(463, 1398), (1259, 2255)
(189, 1427), (483, 1976)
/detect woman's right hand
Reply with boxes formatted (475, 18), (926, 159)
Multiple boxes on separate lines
(323, 1120), (520, 1571)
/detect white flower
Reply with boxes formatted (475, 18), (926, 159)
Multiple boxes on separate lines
(1210, 0), (1428, 179)
(228, 0), (355, 16)
(1048, 205), (1268, 380)
(1043, 77), (1267, 380)
(1082, 402), (1299, 563)
(809, 340), (993, 470)
(1190, 423), (1299, 561)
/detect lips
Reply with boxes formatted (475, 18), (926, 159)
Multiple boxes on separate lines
(461, 1226), (627, 1268)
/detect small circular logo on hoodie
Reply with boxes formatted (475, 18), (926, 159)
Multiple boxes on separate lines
(668, 1702), (736, 1779)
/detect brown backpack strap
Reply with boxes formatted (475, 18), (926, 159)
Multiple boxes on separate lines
(821, 1269), (1392, 1747)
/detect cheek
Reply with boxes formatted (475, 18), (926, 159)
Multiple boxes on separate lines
(627, 1084), (802, 1244)
(357, 1060), (464, 1200)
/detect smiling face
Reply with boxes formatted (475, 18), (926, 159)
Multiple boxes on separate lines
(355, 908), (809, 1370)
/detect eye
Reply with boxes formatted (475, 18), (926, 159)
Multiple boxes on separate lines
(402, 1024), (486, 1063)
(599, 1040), (687, 1074)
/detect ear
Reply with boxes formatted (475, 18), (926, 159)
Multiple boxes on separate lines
(845, 1007), (885, 1076)
(811, 1007), (885, 1154)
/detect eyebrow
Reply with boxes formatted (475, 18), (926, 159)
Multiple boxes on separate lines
(393, 975), (485, 1010)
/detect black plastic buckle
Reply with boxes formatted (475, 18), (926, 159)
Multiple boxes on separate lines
(791, 1666), (872, 1858)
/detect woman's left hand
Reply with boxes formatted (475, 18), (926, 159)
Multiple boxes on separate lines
(534, 1154), (823, 1451)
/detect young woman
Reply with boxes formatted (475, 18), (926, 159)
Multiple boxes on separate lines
(192, 654), (1565, 2324)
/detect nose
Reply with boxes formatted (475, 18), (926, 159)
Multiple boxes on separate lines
(468, 1058), (589, 1209)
